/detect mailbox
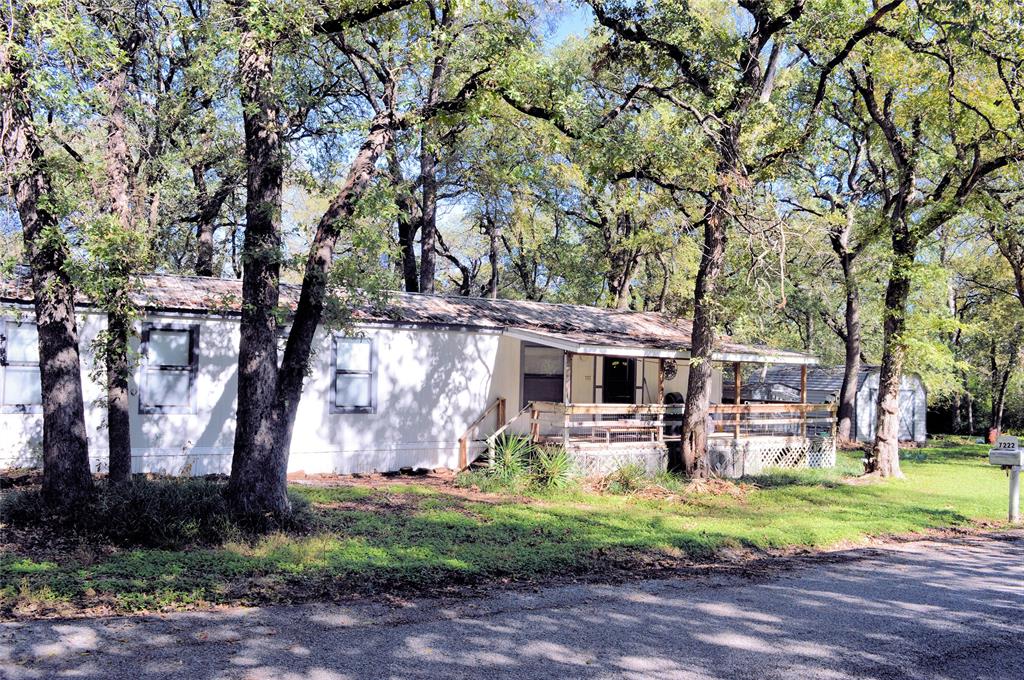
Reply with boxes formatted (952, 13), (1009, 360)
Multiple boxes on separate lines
(989, 435), (1023, 467)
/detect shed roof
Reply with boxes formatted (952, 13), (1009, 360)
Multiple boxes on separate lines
(0, 273), (817, 364)
(722, 365), (922, 402)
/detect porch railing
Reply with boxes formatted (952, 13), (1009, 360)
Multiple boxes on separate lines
(457, 397), (506, 470)
(709, 403), (838, 440)
(499, 401), (836, 447)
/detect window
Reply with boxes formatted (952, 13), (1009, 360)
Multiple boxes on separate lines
(521, 344), (564, 407)
(1, 319), (42, 413)
(332, 336), (376, 414)
(139, 324), (199, 414)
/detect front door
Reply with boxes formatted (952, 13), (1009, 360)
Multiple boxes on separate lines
(602, 357), (636, 404)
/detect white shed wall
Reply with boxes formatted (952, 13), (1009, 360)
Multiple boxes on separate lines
(855, 372), (927, 444)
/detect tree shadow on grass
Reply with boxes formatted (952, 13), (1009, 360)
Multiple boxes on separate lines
(3, 532), (1022, 679)
(0, 469), (1002, 621)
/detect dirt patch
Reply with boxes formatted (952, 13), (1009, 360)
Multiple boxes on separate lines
(0, 468), (41, 490)
(291, 469), (527, 505)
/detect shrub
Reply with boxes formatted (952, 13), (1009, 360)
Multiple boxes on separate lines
(530, 446), (574, 490)
(602, 463), (649, 495)
(0, 479), (312, 548)
(488, 434), (533, 481)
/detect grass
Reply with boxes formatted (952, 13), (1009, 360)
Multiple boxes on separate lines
(0, 438), (1015, 617)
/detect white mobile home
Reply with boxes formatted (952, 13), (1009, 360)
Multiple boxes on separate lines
(1, 274), (831, 477)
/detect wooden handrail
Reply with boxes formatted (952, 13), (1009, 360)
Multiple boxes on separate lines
(527, 401), (835, 416)
(485, 401), (534, 447)
(458, 396), (506, 470)
(710, 403), (836, 415)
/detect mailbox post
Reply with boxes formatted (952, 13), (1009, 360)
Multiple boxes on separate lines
(989, 435), (1022, 523)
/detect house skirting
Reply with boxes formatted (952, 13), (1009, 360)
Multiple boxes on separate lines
(5, 444), (468, 478)
(707, 435), (837, 478)
(566, 443), (669, 476)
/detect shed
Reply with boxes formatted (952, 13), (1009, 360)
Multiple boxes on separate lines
(724, 365), (927, 444)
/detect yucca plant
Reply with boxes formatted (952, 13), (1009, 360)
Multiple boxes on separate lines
(530, 446), (574, 490)
(488, 434), (533, 481)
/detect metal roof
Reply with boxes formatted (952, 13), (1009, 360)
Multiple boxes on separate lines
(723, 365), (908, 402)
(1, 273), (818, 364)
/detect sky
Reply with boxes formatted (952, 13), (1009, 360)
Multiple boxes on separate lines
(545, 3), (594, 46)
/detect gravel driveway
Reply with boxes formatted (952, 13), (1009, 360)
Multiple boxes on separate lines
(3, 532), (1022, 679)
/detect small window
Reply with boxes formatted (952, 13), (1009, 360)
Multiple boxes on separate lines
(332, 336), (375, 414)
(1, 319), (42, 413)
(140, 324), (199, 414)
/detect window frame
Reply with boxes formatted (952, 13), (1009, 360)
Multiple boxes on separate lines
(139, 323), (200, 415)
(0, 318), (43, 414)
(520, 342), (565, 408)
(331, 335), (377, 415)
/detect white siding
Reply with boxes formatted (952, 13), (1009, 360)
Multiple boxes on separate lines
(1, 308), (523, 475)
(570, 354), (596, 403)
(662, 361), (723, 404)
(1, 304), (738, 475)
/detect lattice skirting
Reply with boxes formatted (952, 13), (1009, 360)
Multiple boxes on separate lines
(708, 436), (837, 478)
(568, 444), (669, 477)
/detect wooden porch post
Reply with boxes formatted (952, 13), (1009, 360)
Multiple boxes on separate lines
(563, 352), (573, 446)
(733, 361), (742, 439)
(657, 359), (665, 403)
(800, 364), (808, 438)
(656, 360), (666, 441)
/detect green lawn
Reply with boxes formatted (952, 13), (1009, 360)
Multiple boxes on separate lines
(0, 438), (1013, 617)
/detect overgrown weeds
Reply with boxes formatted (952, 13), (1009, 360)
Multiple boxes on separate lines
(0, 479), (312, 548)
(598, 463), (648, 494)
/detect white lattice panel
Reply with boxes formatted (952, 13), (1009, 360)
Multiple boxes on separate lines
(569, 445), (668, 477)
(708, 436), (837, 477)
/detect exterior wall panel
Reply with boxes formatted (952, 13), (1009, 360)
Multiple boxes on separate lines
(0, 307), (523, 475)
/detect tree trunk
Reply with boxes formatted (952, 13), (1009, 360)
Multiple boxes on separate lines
(951, 390), (962, 435)
(195, 164), (220, 276)
(230, 116), (393, 516)
(486, 215), (500, 299)
(836, 271), (861, 444)
(680, 193), (730, 475)
(680, 126), (741, 476)
(416, 47), (447, 295)
(417, 129), (438, 294)
(967, 392), (974, 436)
(388, 147), (419, 292)
(865, 235), (915, 478)
(227, 25), (285, 511)
(830, 224), (862, 444)
(2, 29), (94, 508)
(605, 213), (640, 310)
(397, 214), (419, 292)
(101, 36), (141, 482)
(990, 333), (1021, 436)
(105, 315), (132, 481)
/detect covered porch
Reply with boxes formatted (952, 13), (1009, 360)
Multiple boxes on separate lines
(483, 328), (837, 477)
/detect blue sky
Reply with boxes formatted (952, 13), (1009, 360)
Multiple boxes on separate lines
(545, 3), (594, 45)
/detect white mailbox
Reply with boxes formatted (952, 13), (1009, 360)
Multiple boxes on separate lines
(989, 436), (1023, 467)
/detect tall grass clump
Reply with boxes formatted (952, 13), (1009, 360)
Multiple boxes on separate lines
(601, 462), (648, 495)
